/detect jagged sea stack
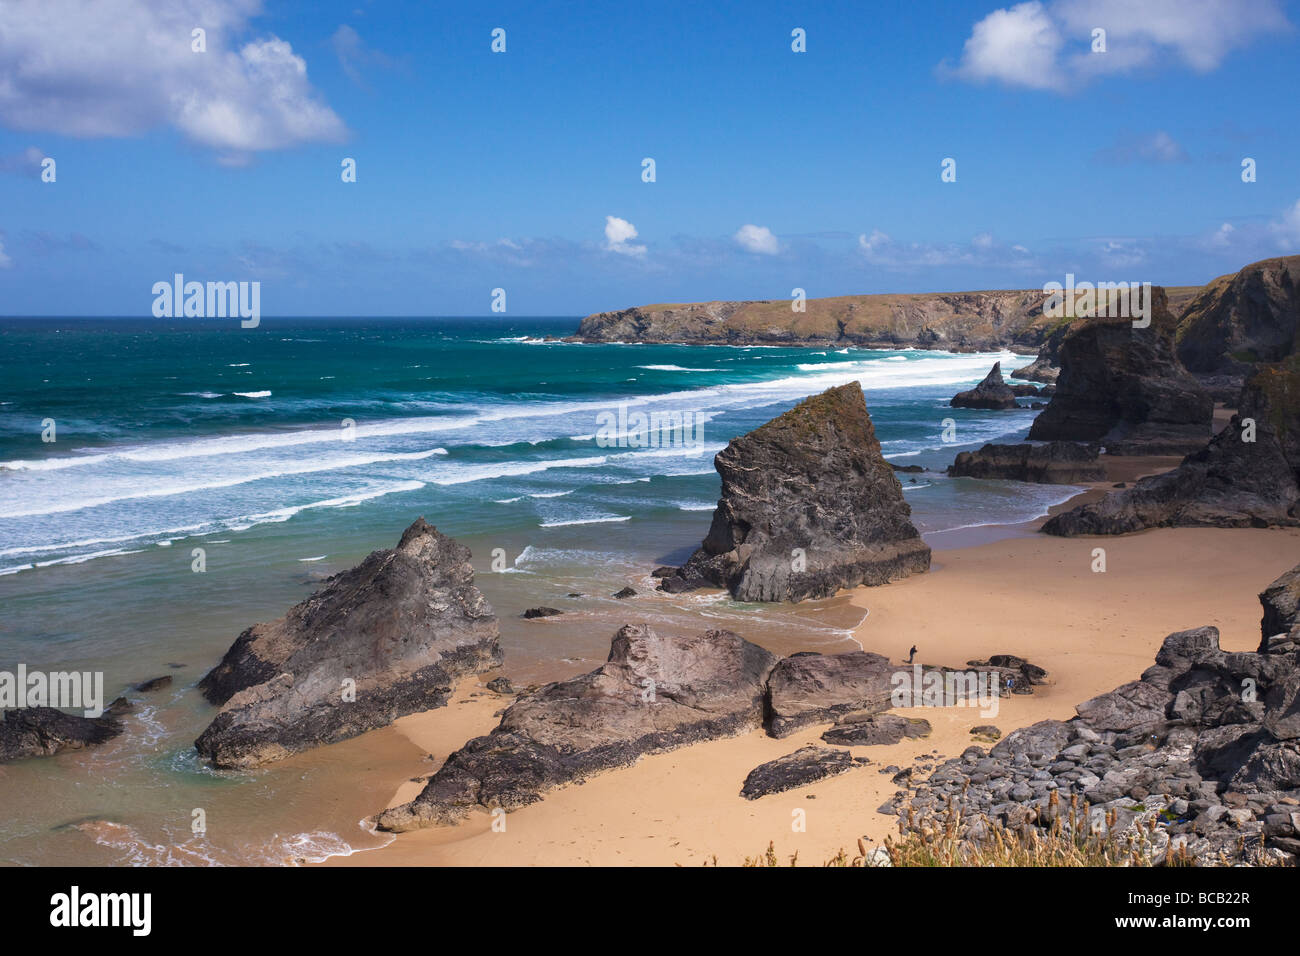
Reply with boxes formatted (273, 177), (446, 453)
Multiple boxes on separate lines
(950, 361), (1018, 409)
(659, 382), (930, 601)
(1027, 286), (1213, 455)
(195, 518), (502, 769)
(1042, 355), (1300, 535)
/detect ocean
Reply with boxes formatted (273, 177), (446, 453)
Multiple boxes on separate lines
(0, 316), (1076, 865)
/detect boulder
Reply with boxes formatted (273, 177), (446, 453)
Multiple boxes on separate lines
(821, 712), (931, 746)
(1042, 357), (1300, 535)
(522, 607), (562, 619)
(947, 441), (1103, 484)
(766, 651), (896, 738)
(0, 698), (131, 763)
(658, 382), (930, 602)
(132, 676), (172, 693)
(1027, 287), (1214, 455)
(740, 746), (861, 799)
(195, 518), (502, 769)
(950, 362), (1018, 410)
(375, 624), (780, 830)
(1260, 564), (1300, 653)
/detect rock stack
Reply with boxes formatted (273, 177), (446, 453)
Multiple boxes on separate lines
(195, 518), (502, 769)
(657, 382), (931, 602)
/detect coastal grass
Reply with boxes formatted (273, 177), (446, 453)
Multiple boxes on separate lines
(731, 792), (1209, 867)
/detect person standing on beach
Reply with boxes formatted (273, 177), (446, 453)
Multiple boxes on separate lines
(906, 645), (917, 664)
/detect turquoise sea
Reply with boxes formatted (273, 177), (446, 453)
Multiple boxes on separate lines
(0, 316), (1074, 865)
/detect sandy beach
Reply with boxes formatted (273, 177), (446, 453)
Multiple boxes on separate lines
(326, 449), (1300, 866)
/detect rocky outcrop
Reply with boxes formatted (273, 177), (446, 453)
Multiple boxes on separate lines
(570, 290), (1061, 352)
(740, 746), (863, 799)
(882, 605), (1300, 865)
(0, 698), (131, 763)
(195, 518), (502, 769)
(766, 651), (897, 738)
(1012, 323), (1070, 383)
(822, 712), (932, 746)
(950, 362), (1018, 409)
(1176, 255), (1300, 375)
(658, 383), (930, 602)
(947, 442), (1103, 484)
(1026, 287), (1214, 455)
(1261, 565), (1300, 653)
(375, 625), (780, 830)
(1042, 357), (1300, 535)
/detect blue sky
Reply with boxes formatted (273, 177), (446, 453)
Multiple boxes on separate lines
(1, 0), (1298, 316)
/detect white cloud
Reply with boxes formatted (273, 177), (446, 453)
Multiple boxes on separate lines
(0, 0), (345, 158)
(947, 0), (1289, 91)
(734, 224), (780, 255)
(604, 216), (646, 257)
(1094, 129), (1189, 164)
(0, 235), (10, 269)
(950, 2), (1067, 91)
(0, 146), (45, 175)
(1211, 222), (1235, 248)
(1271, 200), (1300, 249)
(858, 230), (1036, 270)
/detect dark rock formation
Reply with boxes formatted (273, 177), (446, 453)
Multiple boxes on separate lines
(967, 655), (1049, 688)
(0, 698), (131, 764)
(1027, 287), (1214, 455)
(1042, 357), (1300, 535)
(132, 676), (172, 693)
(821, 712), (931, 746)
(1013, 321), (1071, 383)
(485, 677), (515, 695)
(658, 383), (930, 602)
(375, 625), (779, 830)
(522, 607), (562, 619)
(1177, 255), (1300, 375)
(740, 746), (861, 799)
(970, 725), (1002, 742)
(612, 587), (637, 599)
(195, 518), (502, 769)
(947, 442), (1103, 484)
(882, 592), (1300, 865)
(1009, 383), (1041, 397)
(766, 651), (896, 738)
(950, 362), (1018, 409)
(1261, 565), (1300, 653)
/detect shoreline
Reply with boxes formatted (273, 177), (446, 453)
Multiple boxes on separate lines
(323, 442), (1298, 866)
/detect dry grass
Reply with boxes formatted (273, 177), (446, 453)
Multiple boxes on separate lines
(731, 791), (1212, 867)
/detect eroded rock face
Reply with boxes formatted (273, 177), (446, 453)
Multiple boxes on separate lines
(0, 698), (131, 764)
(947, 442), (1103, 484)
(375, 624), (780, 830)
(1042, 357), (1300, 535)
(883, 601), (1300, 865)
(569, 290), (1056, 352)
(195, 518), (502, 769)
(950, 362), (1018, 410)
(740, 746), (862, 799)
(1027, 287), (1214, 455)
(659, 383), (930, 602)
(1260, 565), (1300, 653)
(1177, 255), (1300, 375)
